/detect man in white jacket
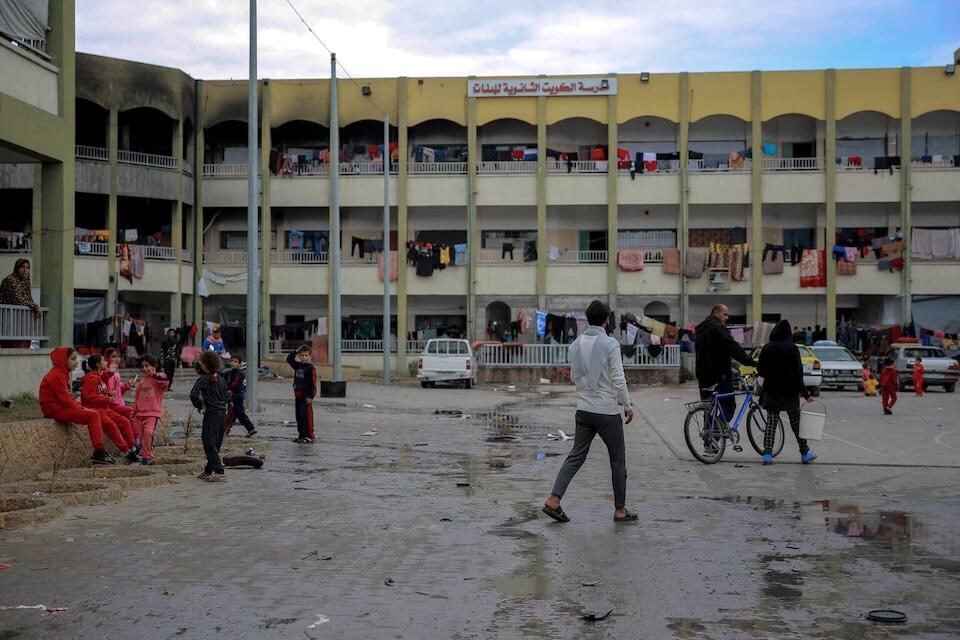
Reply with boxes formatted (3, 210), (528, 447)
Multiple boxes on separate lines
(542, 300), (637, 523)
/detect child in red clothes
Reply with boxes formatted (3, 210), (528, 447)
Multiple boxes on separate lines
(912, 357), (925, 397)
(132, 355), (169, 465)
(879, 358), (899, 415)
(81, 354), (139, 460)
(39, 347), (124, 465)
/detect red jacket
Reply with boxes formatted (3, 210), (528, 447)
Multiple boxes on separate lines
(912, 363), (925, 380)
(80, 371), (111, 409)
(38, 347), (82, 416)
(879, 366), (899, 390)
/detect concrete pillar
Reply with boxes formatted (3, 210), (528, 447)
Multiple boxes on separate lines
(260, 80), (272, 361)
(750, 71), (763, 326)
(171, 118), (183, 330)
(40, 161), (75, 343)
(825, 70), (837, 340)
(107, 108), (119, 338)
(466, 86), (478, 341)
(536, 89), (547, 308)
(900, 67), (913, 325)
(678, 73), (690, 327)
(396, 77), (409, 374)
(606, 78), (618, 307)
(192, 81), (205, 345)
(30, 165), (42, 286)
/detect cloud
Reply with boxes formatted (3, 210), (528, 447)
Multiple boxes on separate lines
(75, 0), (959, 79)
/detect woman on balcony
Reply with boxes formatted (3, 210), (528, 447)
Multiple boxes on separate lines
(0, 258), (40, 348)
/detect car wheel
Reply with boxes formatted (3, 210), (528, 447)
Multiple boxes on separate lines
(464, 379), (472, 389)
(945, 383), (956, 393)
(420, 381), (429, 389)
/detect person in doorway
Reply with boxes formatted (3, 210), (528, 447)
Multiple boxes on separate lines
(224, 356), (257, 437)
(132, 355), (169, 465)
(756, 320), (817, 465)
(542, 300), (637, 523)
(0, 258), (41, 348)
(80, 353), (139, 462)
(39, 347), (121, 465)
(694, 305), (756, 424)
(912, 356), (925, 397)
(286, 345), (317, 443)
(879, 357), (899, 415)
(159, 328), (181, 390)
(190, 351), (230, 481)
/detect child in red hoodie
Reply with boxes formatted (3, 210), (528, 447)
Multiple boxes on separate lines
(132, 355), (169, 465)
(39, 347), (123, 465)
(912, 356), (925, 397)
(80, 353), (139, 463)
(879, 357), (899, 415)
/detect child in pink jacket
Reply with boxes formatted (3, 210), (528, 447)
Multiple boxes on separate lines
(132, 355), (169, 464)
(103, 347), (137, 420)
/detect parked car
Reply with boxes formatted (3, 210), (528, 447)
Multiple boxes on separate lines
(418, 338), (476, 389)
(812, 340), (864, 391)
(884, 343), (960, 392)
(740, 343), (822, 396)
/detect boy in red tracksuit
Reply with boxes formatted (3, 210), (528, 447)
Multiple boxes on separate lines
(286, 345), (317, 443)
(132, 355), (169, 465)
(39, 347), (127, 465)
(81, 353), (139, 461)
(912, 357), (925, 397)
(879, 358), (899, 415)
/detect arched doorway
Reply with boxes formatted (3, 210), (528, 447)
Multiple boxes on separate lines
(485, 301), (511, 340)
(644, 301), (671, 323)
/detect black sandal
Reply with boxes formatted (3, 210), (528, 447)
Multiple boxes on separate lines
(614, 510), (639, 522)
(542, 504), (570, 523)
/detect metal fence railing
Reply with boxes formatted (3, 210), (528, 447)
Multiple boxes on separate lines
(118, 150), (178, 169)
(76, 145), (108, 161)
(474, 343), (680, 368)
(0, 304), (46, 342)
(408, 162), (469, 175)
(761, 157), (823, 171)
(203, 163), (249, 177)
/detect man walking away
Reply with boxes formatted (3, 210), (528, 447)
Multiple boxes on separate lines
(695, 305), (756, 423)
(542, 300), (637, 523)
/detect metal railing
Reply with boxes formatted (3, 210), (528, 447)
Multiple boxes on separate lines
(621, 344), (681, 368)
(474, 342), (680, 368)
(76, 145), (108, 162)
(476, 248), (533, 264)
(75, 241), (108, 256)
(0, 238), (31, 254)
(340, 162), (398, 175)
(0, 304), (46, 342)
(203, 163), (250, 177)
(203, 250), (247, 265)
(477, 161), (538, 174)
(689, 159), (752, 173)
(551, 250), (609, 264)
(272, 250), (328, 264)
(618, 159), (681, 175)
(546, 160), (609, 174)
(408, 162), (469, 175)
(761, 157), (822, 171)
(142, 245), (175, 260)
(268, 339), (426, 354)
(118, 150), (178, 169)
(614, 247), (669, 264)
(911, 157), (957, 170)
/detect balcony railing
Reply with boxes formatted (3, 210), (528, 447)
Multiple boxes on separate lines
(272, 250), (328, 264)
(551, 250), (609, 264)
(183, 161), (193, 175)
(613, 247), (668, 264)
(75, 242), (178, 260)
(477, 161), (537, 174)
(689, 159), (752, 173)
(118, 150), (178, 169)
(203, 250), (247, 265)
(204, 163), (250, 177)
(76, 145), (108, 162)
(75, 241), (109, 256)
(0, 304), (47, 342)
(267, 339), (427, 354)
(620, 344), (681, 368)
(618, 159), (681, 175)
(477, 248), (533, 265)
(408, 162), (469, 175)
(0, 238), (31, 254)
(761, 157), (823, 171)
(546, 160), (609, 174)
(911, 157), (957, 170)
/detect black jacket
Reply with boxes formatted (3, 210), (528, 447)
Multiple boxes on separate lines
(757, 320), (806, 412)
(694, 315), (755, 387)
(190, 372), (230, 413)
(160, 338), (181, 364)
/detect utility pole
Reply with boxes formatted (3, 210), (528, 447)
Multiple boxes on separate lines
(330, 53), (342, 381)
(246, 0), (260, 411)
(383, 114), (391, 383)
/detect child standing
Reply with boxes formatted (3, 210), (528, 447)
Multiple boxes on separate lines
(132, 355), (169, 465)
(39, 347), (122, 465)
(912, 356), (925, 397)
(286, 344), (317, 443)
(102, 348), (136, 420)
(224, 356), (257, 437)
(863, 374), (879, 397)
(190, 351), (231, 481)
(80, 353), (139, 462)
(879, 358), (899, 415)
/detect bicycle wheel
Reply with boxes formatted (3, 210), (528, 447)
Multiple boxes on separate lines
(746, 406), (785, 457)
(684, 407), (726, 464)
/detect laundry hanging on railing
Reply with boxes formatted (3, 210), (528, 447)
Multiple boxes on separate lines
(617, 249), (645, 271)
(799, 249), (826, 287)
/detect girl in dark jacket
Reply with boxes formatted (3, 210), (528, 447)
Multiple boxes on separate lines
(756, 320), (818, 465)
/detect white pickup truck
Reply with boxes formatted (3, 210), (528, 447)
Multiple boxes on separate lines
(418, 338), (476, 389)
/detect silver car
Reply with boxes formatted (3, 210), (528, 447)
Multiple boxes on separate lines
(884, 344), (960, 393)
(812, 341), (864, 391)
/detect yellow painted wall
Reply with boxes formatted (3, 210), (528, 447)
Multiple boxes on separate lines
(339, 78), (398, 125)
(477, 97), (537, 126)
(836, 68), (901, 119)
(203, 81), (249, 127)
(617, 73), (680, 124)
(689, 72), (752, 122)
(761, 71), (826, 121)
(271, 79), (329, 126)
(546, 97), (607, 125)
(405, 77), (467, 126)
(911, 67), (960, 117)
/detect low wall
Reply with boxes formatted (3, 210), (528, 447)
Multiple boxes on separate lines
(0, 411), (172, 483)
(477, 367), (680, 386)
(0, 348), (51, 396)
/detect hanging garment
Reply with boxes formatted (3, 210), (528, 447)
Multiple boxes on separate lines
(549, 245), (562, 262)
(617, 250), (645, 271)
(535, 310), (547, 337)
(911, 228), (933, 259)
(454, 243), (467, 266)
(626, 323), (639, 345)
(415, 254), (434, 277)
(762, 246), (785, 274)
(729, 245), (745, 281)
(289, 229), (304, 250)
(931, 229), (956, 259)
(662, 248), (681, 275)
(837, 252), (857, 276)
(378, 252), (398, 282)
(523, 240), (537, 262)
(799, 249), (826, 287)
(761, 143), (777, 156)
(684, 247), (709, 278)
(439, 246), (451, 266)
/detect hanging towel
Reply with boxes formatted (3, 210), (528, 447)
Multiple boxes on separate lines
(684, 247), (709, 278)
(800, 249), (826, 287)
(378, 252), (398, 282)
(453, 243), (468, 266)
(931, 229), (956, 259)
(911, 228), (933, 259)
(729, 245), (745, 281)
(662, 248), (681, 274)
(762, 251), (785, 274)
(617, 249), (645, 271)
(837, 251), (857, 276)
(761, 143), (777, 156)
(535, 309), (547, 337)
(549, 245), (562, 262)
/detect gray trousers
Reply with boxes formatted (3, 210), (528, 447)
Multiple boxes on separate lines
(550, 410), (627, 509)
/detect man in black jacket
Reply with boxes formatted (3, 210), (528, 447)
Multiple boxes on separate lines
(695, 305), (756, 423)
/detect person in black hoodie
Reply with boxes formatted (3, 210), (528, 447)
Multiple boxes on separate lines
(159, 328), (181, 390)
(756, 319), (817, 465)
(695, 305), (756, 423)
(190, 351), (231, 481)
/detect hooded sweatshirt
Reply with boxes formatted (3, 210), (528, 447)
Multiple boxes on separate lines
(102, 369), (133, 409)
(80, 370), (112, 409)
(756, 320), (805, 412)
(134, 372), (169, 418)
(38, 347), (82, 416)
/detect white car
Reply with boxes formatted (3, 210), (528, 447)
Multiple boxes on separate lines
(418, 338), (476, 389)
(812, 341), (864, 391)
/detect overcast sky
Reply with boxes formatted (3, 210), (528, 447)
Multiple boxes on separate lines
(76, 0), (959, 80)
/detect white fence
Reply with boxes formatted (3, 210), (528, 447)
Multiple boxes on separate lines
(911, 157), (956, 170)
(272, 250), (328, 264)
(689, 159), (752, 173)
(76, 242), (179, 260)
(76, 145), (108, 161)
(477, 161), (537, 174)
(268, 339), (427, 353)
(118, 150), (178, 169)
(0, 238), (31, 254)
(0, 304), (46, 342)
(761, 157), (822, 171)
(203, 163), (250, 177)
(203, 250), (247, 265)
(547, 160), (609, 174)
(552, 250), (609, 264)
(408, 162), (469, 175)
(474, 343), (680, 368)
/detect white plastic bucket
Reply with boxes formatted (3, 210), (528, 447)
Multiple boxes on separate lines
(799, 401), (826, 440)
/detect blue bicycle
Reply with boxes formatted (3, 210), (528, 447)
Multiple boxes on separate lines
(684, 376), (785, 464)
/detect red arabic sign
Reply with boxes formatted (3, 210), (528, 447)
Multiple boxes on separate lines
(468, 78), (617, 97)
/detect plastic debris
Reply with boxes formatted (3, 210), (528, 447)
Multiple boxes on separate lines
(581, 580), (600, 587)
(0, 604), (68, 614)
(305, 613), (330, 636)
(456, 482), (470, 487)
(539, 378), (551, 385)
(361, 428), (380, 436)
(547, 430), (573, 441)
(65, 537), (74, 543)
(866, 609), (907, 623)
(384, 577), (395, 586)
(582, 609), (613, 621)
(363, 404), (376, 409)
(0, 563), (12, 571)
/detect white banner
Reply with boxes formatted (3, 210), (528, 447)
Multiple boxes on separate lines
(468, 77), (617, 98)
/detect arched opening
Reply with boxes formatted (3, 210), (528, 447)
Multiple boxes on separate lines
(204, 120), (249, 165)
(409, 119), (467, 164)
(761, 114), (820, 167)
(485, 301), (511, 340)
(478, 118), (536, 163)
(837, 111), (900, 169)
(272, 120), (329, 150)
(118, 107), (174, 156)
(643, 301), (671, 323)
(619, 116), (679, 171)
(689, 115), (750, 170)
(911, 110), (960, 162)
(76, 98), (108, 148)
(545, 117), (607, 170)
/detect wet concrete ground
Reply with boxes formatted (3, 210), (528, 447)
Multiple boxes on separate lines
(1, 379), (958, 639)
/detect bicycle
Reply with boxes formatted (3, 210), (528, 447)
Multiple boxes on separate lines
(683, 375), (785, 464)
